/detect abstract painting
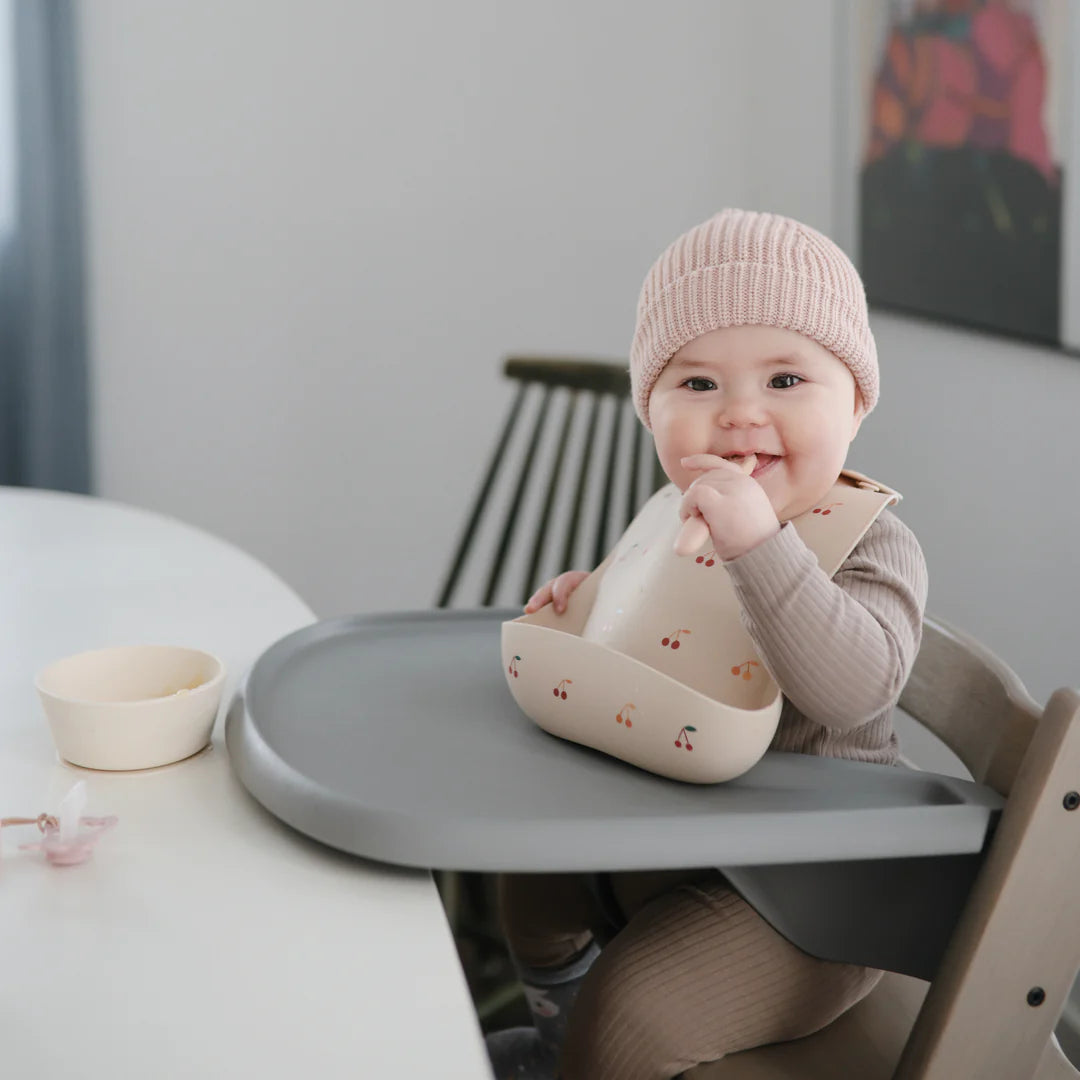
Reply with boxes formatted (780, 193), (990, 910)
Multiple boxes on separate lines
(845, 1), (1078, 348)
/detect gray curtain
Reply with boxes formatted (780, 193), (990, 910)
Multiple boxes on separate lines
(0, 0), (90, 492)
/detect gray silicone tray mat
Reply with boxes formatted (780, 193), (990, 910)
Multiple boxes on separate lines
(225, 609), (1003, 873)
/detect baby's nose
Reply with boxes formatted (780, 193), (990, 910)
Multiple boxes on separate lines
(716, 392), (766, 427)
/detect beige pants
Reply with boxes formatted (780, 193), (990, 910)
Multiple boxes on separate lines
(498, 870), (882, 1080)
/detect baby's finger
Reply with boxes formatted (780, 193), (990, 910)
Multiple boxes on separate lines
(678, 481), (727, 532)
(674, 514), (710, 557)
(551, 570), (589, 613)
(524, 581), (555, 613)
(680, 453), (737, 475)
(681, 453), (757, 476)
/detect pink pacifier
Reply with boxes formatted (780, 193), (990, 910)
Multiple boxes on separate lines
(3, 781), (117, 866)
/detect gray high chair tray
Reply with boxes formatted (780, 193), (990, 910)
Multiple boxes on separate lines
(225, 609), (1004, 979)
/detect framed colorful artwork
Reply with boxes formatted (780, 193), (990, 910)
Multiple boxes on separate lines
(835, 0), (1080, 351)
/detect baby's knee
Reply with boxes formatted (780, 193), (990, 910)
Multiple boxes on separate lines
(561, 949), (685, 1080)
(497, 873), (596, 970)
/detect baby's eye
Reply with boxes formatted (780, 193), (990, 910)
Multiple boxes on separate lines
(769, 373), (803, 389)
(683, 377), (716, 392)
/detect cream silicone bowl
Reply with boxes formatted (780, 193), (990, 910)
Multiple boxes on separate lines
(35, 645), (226, 771)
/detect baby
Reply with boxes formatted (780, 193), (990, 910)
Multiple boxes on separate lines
(487, 209), (928, 1080)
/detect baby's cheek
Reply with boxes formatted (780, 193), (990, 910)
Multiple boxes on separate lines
(656, 453), (694, 493)
(755, 484), (787, 521)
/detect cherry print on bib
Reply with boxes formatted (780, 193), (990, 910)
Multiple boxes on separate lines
(731, 659), (760, 681)
(661, 629), (691, 650)
(674, 725), (697, 751)
(503, 473), (898, 783)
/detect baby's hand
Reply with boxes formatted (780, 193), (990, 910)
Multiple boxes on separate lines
(678, 454), (780, 562)
(525, 570), (590, 615)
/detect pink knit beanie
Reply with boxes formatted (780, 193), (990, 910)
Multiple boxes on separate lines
(629, 209), (878, 428)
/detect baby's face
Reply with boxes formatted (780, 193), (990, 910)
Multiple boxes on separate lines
(648, 326), (864, 522)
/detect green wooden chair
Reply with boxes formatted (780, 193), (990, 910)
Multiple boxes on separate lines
(435, 354), (662, 1025)
(436, 355), (663, 611)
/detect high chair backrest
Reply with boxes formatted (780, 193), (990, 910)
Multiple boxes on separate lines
(891, 615), (1080, 1078)
(690, 616), (1080, 1080)
(437, 356), (664, 609)
(898, 616), (1044, 796)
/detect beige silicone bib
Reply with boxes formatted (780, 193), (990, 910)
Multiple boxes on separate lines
(502, 470), (899, 783)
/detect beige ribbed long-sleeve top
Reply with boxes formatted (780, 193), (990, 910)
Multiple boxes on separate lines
(724, 509), (928, 766)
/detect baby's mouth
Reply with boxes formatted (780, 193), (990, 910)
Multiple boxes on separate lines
(724, 453), (780, 479)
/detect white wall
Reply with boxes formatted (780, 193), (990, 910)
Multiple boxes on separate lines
(77, 0), (757, 619)
(77, 0), (1079, 712)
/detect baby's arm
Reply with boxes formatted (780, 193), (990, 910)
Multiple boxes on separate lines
(725, 511), (927, 732)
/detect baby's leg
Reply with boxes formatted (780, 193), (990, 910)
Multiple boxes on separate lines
(560, 873), (882, 1080)
(497, 873), (600, 968)
(488, 874), (604, 1078)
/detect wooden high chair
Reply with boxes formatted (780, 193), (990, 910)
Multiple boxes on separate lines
(688, 616), (1080, 1080)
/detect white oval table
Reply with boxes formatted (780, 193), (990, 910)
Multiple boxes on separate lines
(0, 488), (491, 1080)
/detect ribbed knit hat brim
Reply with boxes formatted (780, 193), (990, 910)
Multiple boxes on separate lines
(630, 210), (878, 427)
